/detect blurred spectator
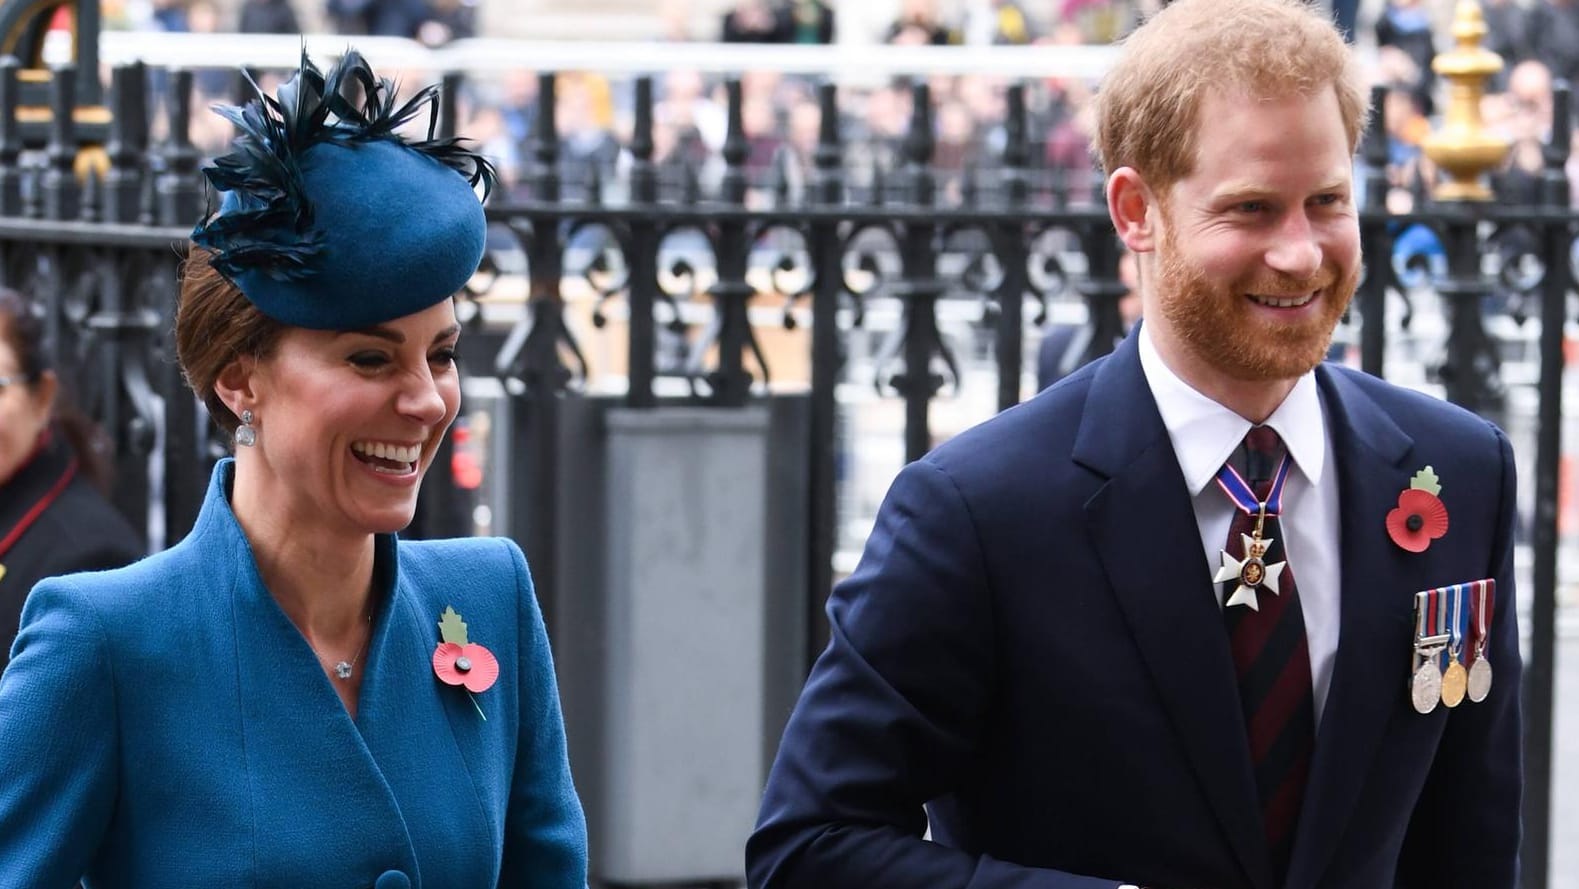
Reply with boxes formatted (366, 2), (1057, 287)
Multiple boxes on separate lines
(1375, 0), (1437, 116)
(1037, 251), (1139, 391)
(1490, 61), (1554, 268)
(657, 0), (693, 41)
(657, 69), (726, 156)
(1057, 0), (1131, 43)
(0, 289), (142, 666)
(961, 0), (1035, 46)
(1530, 0), (1579, 114)
(742, 92), (785, 177)
(185, 1), (233, 98)
(1328, 0), (1360, 42)
(934, 98), (976, 173)
(1381, 84), (1431, 195)
(557, 74), (620, 198)
(325, 0), (460, 39)
(414, 0), (477, 46)
(1483, 0), (1534, 80)
(784, 0), (834, 44)
(721, 0), (787, 42)
(844, 80), (913, 199)
(237, 0), (300, 33)
(150, 0), (190, 31)
(1044, 101), (1098, 204)
(887, 0), (954, 45)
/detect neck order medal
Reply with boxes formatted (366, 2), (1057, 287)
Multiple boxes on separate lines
(1212, 453), (1293, 612)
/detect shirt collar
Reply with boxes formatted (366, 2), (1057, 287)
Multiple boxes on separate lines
(1138, 323), (1327, 496)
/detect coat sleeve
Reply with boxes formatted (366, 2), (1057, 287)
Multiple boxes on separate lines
(746, 459), (1130, 889)
(497, 539), (590, 888)
(1396, 425), (1523, 888)
(0, 577), (119, 888)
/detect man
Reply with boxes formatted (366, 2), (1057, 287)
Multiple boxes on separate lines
(747, 2), (1523, 888)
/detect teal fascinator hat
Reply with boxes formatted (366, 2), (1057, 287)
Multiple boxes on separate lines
(191, 49), (497, 330)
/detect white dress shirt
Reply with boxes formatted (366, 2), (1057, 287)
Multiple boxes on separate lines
(1137, 326), (1342, 722)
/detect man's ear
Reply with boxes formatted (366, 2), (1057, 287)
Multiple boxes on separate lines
(1106, 167), (1160, 254)
(213, 355), (259, 421)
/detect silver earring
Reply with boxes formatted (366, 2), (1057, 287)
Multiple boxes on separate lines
(235, 409), (257, 448)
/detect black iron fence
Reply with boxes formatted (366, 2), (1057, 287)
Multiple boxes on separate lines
(7, 58), (1571, 887)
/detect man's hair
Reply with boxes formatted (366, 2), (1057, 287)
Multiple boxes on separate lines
(1094, 0), (1369, 193)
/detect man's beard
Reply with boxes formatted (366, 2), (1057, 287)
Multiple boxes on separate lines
(1154, 226), (1359, 382)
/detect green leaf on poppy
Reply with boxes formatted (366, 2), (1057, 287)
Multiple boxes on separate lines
(1409, 466), (1442, 496)
(438, 606), (469, 646)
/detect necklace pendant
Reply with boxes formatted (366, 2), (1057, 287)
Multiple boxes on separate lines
(334, 661), (353, 680)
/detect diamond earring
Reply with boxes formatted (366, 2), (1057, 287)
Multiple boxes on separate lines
(235, 409), (257, 448)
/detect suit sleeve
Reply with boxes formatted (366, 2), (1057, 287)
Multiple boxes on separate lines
(1396, 424), (1523, 888)
(747, 459), (1127, 889)
(0, 578), (119, 888)
(497, 539), (590, 889)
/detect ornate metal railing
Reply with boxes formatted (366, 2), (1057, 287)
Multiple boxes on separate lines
(3, 54), (1571, 887)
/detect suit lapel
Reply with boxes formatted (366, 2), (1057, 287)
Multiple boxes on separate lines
(1284, 367), (1415, 889)
(1074, 337), (1272, 889)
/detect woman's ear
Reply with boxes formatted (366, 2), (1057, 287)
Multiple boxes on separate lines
(1106, 167), (1159, 254)
(213, 355), (258, 421)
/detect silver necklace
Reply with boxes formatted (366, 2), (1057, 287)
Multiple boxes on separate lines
(312, 613), (372, 681)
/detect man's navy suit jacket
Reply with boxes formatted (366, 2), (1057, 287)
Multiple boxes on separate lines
(749, 333), (1522, 889)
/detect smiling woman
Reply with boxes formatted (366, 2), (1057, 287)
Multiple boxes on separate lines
(0, 50), (587, 889)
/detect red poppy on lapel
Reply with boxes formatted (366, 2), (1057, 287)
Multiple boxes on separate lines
(1387, 467), (1449, 553)
(432, 606), (500, 695)
(433, 642), (500, 693)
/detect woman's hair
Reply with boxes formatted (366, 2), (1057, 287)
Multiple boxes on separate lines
(1094, 0), (1369, 195)
(175, 247), (287, 435)
(0, 288), (114, 491)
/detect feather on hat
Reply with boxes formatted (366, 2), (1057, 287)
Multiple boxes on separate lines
(191, 48), (497, 330)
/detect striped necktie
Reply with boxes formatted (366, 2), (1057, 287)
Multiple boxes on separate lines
(1221, 425), (1315, 877)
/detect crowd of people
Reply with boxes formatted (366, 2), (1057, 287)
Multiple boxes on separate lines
(112, 0), (1579, 221)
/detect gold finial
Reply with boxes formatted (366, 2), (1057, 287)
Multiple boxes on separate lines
(1421, 1), (1511, 201)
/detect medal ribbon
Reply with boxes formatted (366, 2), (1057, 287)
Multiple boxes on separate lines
(1414, 588), (1435, 643)
(1447, 584), (1469, 656)
(1469, 579), (1496, 661)
(1214, 452), (1294, 517)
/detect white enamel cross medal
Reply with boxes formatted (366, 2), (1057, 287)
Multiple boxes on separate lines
(1212, 446), (1295, 612)
(1214, 529), (1286, 611)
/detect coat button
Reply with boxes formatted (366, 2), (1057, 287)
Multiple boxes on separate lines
(374, 871), (410, 889)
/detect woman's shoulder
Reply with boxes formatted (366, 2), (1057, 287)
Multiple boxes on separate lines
(395, 536), (535, 622)
(398, 535), (526, 576)
(24, 519), (221, 633)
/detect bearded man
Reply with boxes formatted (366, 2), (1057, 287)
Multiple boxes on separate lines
(747, 1), (1523, 887)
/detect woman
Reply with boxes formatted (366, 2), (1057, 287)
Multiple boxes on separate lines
(0, 51), (587, 887)
(0, 289), (142, 663)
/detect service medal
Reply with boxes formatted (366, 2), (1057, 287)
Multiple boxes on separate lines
(1468, 655), (1493, 703)
(1410, 588), (1448, 715)
(1411, 660), (1443, 715)
(1440, 660), (1467, 708)
(1440, 584), (1469, 708)
(1466, 579), (1496, 703)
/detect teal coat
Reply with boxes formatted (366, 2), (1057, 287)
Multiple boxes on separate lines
(0, 460), (587, 888)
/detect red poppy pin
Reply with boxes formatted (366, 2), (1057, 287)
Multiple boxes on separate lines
(1386, 466), (1449, 553)
(433, 606), (499, 720)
